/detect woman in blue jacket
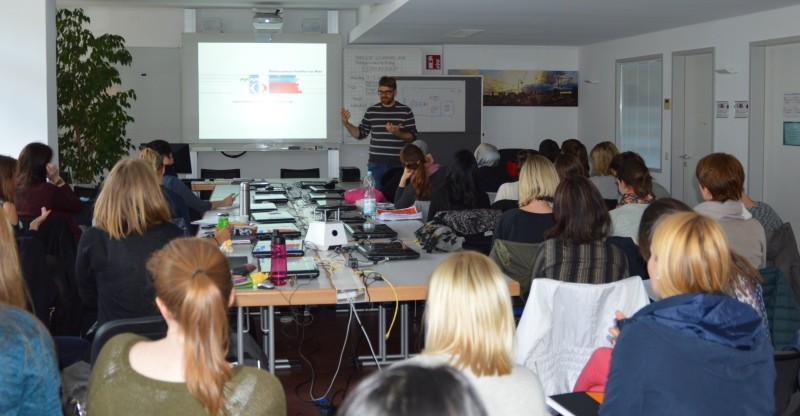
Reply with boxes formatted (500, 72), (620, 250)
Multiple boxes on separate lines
(600, 211), (775, 415)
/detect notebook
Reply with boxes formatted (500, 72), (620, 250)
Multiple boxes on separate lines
(249, 202), (278, 212)
(251, 211), (297, 224)
(308, 185), (346, 194)
(309, 193), (344, 201)
(258, 256), (320, 279)
(254, 193), (288, 204)
(251, 239), (306, 257)
(299, 180), (327, 189)
(255, 223), (301, 239)
(355, 241), (420, 261)
(344, 223), (398, 239)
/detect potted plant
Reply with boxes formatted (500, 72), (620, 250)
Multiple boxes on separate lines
(56, 8), (136, 184)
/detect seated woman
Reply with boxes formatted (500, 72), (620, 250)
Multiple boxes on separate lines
(554, 153), (586, 180)
(147, 140), (235, 214)
(494, 149), (538, 205)
(474, 143), (511, 194)
(599, 212), (774, 415)
(561, 138), (590, 177)
(87, 238), (286, 415)
(610, 151), (670, 199)
(399, 251), (547, 415)
(76, 158), (183, 328)
(694, 153), (766, 268)
(14, 142), (83, 242)
(493, 155), (558, 244)
(589, 141), (620, 201)
(339, 365), (488, 416)
(0, 155), (50, 235)
(609, 158), (653, 242)
(139, 148), (191, 235)
(531, 176), (629, 283)
(394, 141), (445, 209)
(427, 149), (491, 221)
(538, 138), (561, 163)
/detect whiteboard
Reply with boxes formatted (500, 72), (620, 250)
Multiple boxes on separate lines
(396, 79), (466, 132)
(342, 47), (422, 144)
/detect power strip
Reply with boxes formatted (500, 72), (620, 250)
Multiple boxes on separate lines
(328, 266), (366, 304)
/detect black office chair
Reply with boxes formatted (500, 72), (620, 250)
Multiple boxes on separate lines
(280, 168), (320, 179)
(774, 350), (800, 416)
(199, 168), (241, 199)
(90, 316), (168, 366)
(497, 148), (523, 178)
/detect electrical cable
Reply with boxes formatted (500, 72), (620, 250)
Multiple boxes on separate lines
(380, 274), (399, 340)
(349, 299), (382, 372)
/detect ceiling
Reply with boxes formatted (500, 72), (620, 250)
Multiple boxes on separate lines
(57, 0), (800, 46)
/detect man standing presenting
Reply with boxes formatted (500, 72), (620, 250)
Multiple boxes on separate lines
(341, 76), (418, 190)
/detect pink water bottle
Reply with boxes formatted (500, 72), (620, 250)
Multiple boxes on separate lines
(270, 230), (287, 286)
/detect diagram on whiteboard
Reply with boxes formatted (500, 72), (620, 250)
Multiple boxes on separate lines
(397, 80), (466, 132)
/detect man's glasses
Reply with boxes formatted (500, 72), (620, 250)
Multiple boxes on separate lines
(378, 89), (395, 96)
(517, 150), (538, 162)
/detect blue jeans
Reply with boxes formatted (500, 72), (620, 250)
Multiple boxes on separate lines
(367, 162), (396, 192)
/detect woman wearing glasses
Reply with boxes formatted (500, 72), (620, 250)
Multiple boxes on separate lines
(394, 141), (445, 209)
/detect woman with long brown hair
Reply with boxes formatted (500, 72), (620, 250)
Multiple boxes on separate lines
(87, 238), (286, 415)
(394, 141), (445, 209)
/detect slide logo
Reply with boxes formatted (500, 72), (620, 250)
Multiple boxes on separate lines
(247, 75), (268, 94)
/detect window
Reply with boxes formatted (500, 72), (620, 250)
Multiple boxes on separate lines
(617, 56), (662, 170)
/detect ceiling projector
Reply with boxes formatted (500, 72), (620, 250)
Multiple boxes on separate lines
(253, 11), (283, 30)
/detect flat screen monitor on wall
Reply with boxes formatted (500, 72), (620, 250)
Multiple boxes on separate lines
(181, 33), (342, 147)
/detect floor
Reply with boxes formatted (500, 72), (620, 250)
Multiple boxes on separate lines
(251, 303), (426, 415)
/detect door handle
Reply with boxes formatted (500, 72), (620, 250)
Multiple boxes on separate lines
(679, 154), (691, 160)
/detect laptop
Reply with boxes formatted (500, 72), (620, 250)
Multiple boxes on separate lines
(308, 185), (346, 194)
(344, 223), (398, 240)
(251, 211), (297, 224)
(256, 223), (302, 239)
(254, 187), (286, 195)
(258, 256), (320, 279)
(254, 193), (288, 204)
(251, 238), (306, 258)
(315, 200), (356, 211)
(250, 202), (278, 212)
(299, 180), (327, 189)
(355, 240), (420, 261)
(309, 193), (344, 201)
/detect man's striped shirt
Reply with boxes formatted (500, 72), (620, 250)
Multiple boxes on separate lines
(358, 102), (418, 165)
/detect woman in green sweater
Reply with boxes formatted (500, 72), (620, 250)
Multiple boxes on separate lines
(87, 238), (286, 415)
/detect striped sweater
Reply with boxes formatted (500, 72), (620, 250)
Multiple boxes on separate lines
(358, 102), (418, 164)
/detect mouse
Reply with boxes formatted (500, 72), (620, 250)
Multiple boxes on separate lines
(257, 281), (275, 290)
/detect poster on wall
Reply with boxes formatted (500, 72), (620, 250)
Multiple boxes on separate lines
(784, 122), (800, 146)
(784, 93), (800, 118)
(448, 69), (578, 107)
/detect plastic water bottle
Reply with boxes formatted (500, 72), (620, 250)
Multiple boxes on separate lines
(362, 171), (377, 219)
(269, 230), (287, 286)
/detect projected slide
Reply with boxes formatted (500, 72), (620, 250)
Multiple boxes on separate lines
(198, 43), (327, 140)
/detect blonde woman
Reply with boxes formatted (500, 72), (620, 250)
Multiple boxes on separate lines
(139, 148), (191, 235)
(493, 155), (558, 244)
(399, 251), (547, 416)
(88, 238), (286, 415)
(600, 212), (774, 415)
(76, 158), (183, 328)
(589, 141), (619, 200)
(0, 208), (62, 414)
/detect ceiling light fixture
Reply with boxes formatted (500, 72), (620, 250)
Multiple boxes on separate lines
(253, 10), (283, 30)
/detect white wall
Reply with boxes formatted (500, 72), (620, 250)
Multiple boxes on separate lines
(764, 42), (800, 235)
(443, 45), (579, 150)
(579, 4), (800, 192)
(0, 0), (56, 159)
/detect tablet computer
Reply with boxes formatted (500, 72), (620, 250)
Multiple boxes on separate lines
(258, 256), (320, 279)
(344, 223), (398, 239)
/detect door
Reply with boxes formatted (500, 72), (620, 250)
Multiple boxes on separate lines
(671, 50), (714, 207)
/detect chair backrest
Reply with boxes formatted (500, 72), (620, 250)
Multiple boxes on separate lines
(280, 168), (320, 179)
(90, 316), (168, 366)
(200, 168), (241, 179)
(774, 350), (800, 416)
(489, 239), (542, 299)
(498, 148), (523, 178)
(514, 276), (650, 395)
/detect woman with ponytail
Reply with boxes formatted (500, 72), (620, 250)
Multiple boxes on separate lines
(394, 141), (445, 209)
(87, 238), (286, 415)
(609, 158), (653, 242)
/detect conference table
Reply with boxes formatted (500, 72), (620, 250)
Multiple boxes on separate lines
(201, 181), (520, 372)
